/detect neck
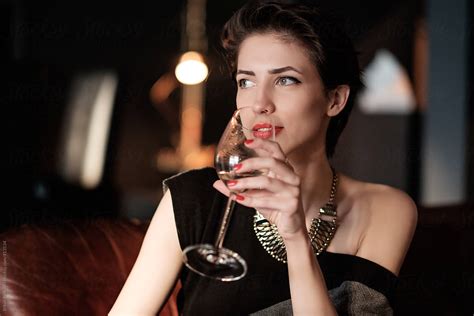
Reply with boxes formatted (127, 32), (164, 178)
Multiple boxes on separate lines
(287, 147), (334, 218)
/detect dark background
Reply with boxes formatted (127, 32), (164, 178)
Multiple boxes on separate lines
(2, 0), (458, 231)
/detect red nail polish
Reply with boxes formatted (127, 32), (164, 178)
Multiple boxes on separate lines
(234, 163), (242, 170)
(227, 180), (238, 186)
(236, 194), (245, 201)
(244, 139), (254, 145)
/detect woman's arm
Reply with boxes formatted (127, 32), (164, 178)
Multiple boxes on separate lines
(109, 190), (183, 315)
(285, 230), (337, 315)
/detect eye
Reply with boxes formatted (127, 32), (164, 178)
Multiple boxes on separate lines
(276, 76), (300, 86)
(238, 78), (256, 89)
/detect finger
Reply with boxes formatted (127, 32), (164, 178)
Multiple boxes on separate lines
(244, 138), (294, 172)
(235, 157), (300, 186)
(213, 180), (231, 197)
(214, 179), (275, 198)
(234, 193), (299, 212)
(229, 176), (299, 196)
(244, 138), (286, 161)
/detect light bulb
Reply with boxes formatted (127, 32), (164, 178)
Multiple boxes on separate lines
(175, 51), (209, 85)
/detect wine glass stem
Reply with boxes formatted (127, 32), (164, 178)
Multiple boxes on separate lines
(214, 194), (236, 248)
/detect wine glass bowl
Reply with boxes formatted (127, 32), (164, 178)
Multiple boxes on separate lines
(215, 110), (266, 188)
(182, 107), (274, 281)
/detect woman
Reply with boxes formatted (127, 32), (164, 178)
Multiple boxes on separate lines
(110, 1), (417, 315)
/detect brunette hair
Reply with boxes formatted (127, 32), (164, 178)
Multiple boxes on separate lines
(221, 1), (362, 158)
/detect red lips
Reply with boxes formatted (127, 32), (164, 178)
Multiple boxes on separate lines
(252, 123), (283, 139)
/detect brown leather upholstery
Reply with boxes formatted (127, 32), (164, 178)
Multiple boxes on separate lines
(0, 218), (179, 316)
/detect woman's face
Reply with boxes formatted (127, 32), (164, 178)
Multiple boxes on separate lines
(235, 33), (332, 157)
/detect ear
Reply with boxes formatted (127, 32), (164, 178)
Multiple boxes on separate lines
(326, 85), (350, 117)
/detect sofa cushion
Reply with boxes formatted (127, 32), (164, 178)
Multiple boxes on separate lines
(0, 218), (178, 316)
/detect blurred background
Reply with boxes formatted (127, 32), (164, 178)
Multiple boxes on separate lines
(3, 0), (473, 231)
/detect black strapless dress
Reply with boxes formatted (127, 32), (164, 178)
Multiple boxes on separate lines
(164, 168), (397, 315)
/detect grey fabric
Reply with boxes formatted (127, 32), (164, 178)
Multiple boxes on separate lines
(250, 281), (393, 316)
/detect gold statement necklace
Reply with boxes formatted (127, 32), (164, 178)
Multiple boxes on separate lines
(253, 167), (339, 263)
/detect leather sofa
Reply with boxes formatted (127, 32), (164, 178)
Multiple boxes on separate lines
(0, 218), (179, 316)
(0, 205), (472, 315)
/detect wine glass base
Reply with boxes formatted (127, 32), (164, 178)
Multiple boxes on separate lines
(183, 244), (247, 282)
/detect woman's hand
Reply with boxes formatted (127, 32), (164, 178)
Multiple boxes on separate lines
(213, 138), (306, 239)
(214, 138), (337, 315)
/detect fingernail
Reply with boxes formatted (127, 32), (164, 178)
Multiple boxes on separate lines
(227, 180), (238, 186)
(234, 163), (242, 171)
(244, 139), (254, 145)
(236, 194), (245, 201)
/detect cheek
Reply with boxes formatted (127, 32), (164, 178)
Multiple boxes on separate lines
(278, 92), (325, 119)
(236, 90), (250, 108)
(235, 92), (243, 108)
(299, 90), (328, 119)
(280, 96), (327, 135)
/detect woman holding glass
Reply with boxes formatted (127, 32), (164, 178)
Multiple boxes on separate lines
(110, 1), (417, 315)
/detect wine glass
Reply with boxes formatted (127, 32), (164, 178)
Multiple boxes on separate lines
(182, 106), (274, 281)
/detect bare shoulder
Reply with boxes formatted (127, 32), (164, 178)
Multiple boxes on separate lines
(364, 181), (418, 225)
(339, 175), (418, 275)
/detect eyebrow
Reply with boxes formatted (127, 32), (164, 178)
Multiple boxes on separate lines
(269, 66), (302, 74)
(236, 66), (302, 76)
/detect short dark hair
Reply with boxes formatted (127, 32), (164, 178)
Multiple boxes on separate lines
(221, 1), (363, 158)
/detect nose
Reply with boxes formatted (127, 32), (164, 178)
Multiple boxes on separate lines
(252, 86), (275, 115)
